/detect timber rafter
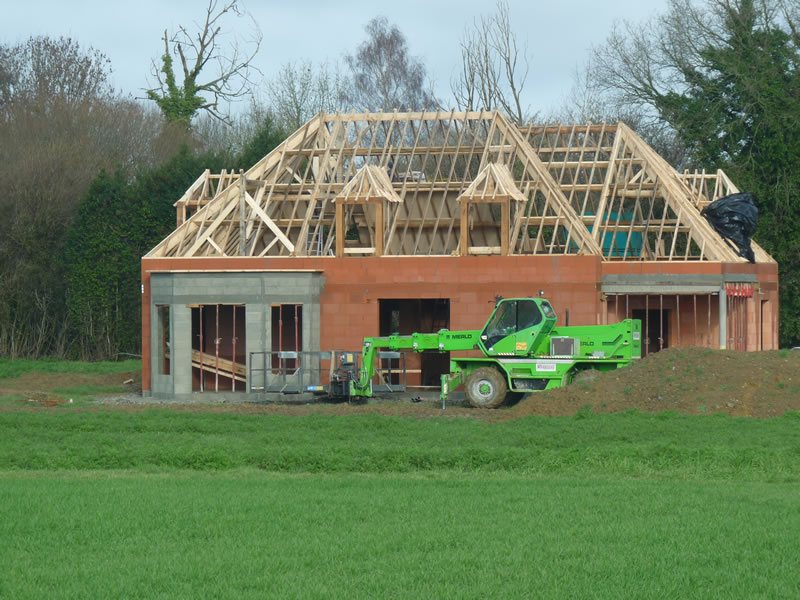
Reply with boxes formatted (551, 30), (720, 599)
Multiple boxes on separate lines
(147, 111), (772, 263)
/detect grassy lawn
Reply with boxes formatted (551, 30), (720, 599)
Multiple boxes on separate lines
(1, 409), (799, 479)
(0, 357), (140, 379)
(0, 407), (798, 598)
(0, 355), (799, 597)
(1, 471), (798, 599)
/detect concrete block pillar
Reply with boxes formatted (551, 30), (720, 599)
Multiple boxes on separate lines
(246, 304), (267, 393)
(172, 305), (192, 394)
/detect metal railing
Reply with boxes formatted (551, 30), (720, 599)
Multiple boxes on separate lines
(248, 350), (408, 395)
(372, 351), (407, 392)
(249, 351), (334, 394)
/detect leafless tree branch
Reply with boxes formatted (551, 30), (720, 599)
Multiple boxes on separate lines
(344, 16), (438, 111)
(451, 1), (533, 124)
(147, 0), (262, 123)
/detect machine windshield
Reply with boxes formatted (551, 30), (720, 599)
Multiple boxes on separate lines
(482, 300), (542, 347)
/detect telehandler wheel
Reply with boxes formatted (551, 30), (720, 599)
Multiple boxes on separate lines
(464, 367), (508, 408)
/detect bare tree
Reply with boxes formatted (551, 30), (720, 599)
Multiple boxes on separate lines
(267, 60), (347, 130)
(588, 0), (795, 112)
(0, 36), (113, 113)
(556, 65), (610, 125)
(0, 35), (192, 357)
(0, 45), (10, 96)
(555, 65), (688, 166)
(781, 0), (800, 41)
(584, 0), (800, 166)
(344, 17), (437, 111)
(451, 1), (532, 124)
(193, 95), (275, 158)
(146, 0), (261, 125)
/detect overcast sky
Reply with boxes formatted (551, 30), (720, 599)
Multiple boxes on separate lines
(0, 0), (669, 116)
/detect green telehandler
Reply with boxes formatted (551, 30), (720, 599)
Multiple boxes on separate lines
(330, 297), (642, 408)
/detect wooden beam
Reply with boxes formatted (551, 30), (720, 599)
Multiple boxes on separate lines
(335, 202), (344, 258)
(459, 200), (469, 256)
(468, 246), (502, 255)
(243, 192), (295, 254)
(375, 200), (384, 256)
(501, 200), (509, 255)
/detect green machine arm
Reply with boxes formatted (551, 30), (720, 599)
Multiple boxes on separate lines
(349, 329), (480, 397)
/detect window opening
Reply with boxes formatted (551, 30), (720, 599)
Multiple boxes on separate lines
(156, 305), (171, 375)
(271, 304), (303, 372)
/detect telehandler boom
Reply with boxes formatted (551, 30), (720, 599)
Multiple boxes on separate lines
(331, 297), (641, 408)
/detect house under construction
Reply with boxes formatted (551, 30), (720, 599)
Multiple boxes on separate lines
(141, 111), (778, 399)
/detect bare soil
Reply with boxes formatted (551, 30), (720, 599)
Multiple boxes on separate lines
(0, 371), (140, 407)
(4, 348), (799, 418)
(510, 348), (800, 418)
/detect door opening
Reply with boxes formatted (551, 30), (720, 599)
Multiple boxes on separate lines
(632, 309), (669, 356)
(379, 299), (450, 386)
(190, 304), (246, 391)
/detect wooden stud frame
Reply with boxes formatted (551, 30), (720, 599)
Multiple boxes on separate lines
(147, 112), (772, 264)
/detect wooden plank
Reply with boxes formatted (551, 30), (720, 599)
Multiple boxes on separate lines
(243, 192), (295, 253)
(375, 200), (384, 256)
(335, 202), (344, 258)
(469, 246), (502, 255)
(191, 350), (246, 381)
(501, 200), (509, 255)
(592, 128), (623, 240)
(459, 200), (469, 256)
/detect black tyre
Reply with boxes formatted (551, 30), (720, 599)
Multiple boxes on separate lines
(464, 367), (508, 408)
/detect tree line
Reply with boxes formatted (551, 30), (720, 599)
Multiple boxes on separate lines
(0, 0), (797, 359)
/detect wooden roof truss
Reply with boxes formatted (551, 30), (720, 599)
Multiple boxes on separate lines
(148, 111), (771, 263)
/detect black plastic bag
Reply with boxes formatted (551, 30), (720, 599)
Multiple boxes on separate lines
(701, 192), (758, 263)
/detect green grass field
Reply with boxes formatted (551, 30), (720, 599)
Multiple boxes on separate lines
(2, 472), (798, 599)
(1, 408), (799, 598)
(0, 357), (139, 379)
(1, 359), (799, 597)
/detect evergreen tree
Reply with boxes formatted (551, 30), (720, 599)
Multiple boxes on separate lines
(64, 147), (227, 358)
(657, 1), (800, 343)
(593, 0), (800, 344)
(236, 115), (286, 170)
(64, 170), (138, 358)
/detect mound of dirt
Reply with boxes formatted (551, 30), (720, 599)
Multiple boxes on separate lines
(511, 348), (800, 418)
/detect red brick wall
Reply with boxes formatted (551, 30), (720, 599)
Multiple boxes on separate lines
(141, 256), (779, 392)
(315, 255), (603, 351)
